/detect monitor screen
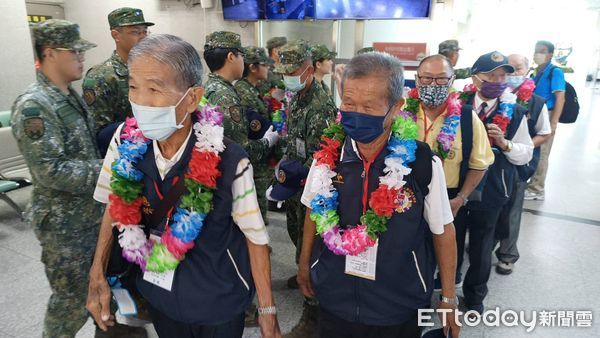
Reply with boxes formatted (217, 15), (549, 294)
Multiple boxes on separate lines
(222, 0), (261, 21)
(315, 0), (431, 20)
(223, 0), (314, 20)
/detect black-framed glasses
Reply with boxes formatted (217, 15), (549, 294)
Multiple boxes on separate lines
(53, 47), (85, 58)
(416, 75), (453, 85)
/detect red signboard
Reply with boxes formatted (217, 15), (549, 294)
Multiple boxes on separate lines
(372, 42), (427, 61)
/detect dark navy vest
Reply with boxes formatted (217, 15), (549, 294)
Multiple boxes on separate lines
(515, 94), (545, 181)
(466, 100), (527, 210)
(310, 137), (436, 326)
(134, 129), (254, 325)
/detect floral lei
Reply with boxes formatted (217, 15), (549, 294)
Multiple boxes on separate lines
(109, 99), (225, 273)
(404, 88), (463, 160)
(515, 79), (536, 108)
(459, 83), (516, 137)
(267, 89), (294, 134)
(309, 111), (418, 256)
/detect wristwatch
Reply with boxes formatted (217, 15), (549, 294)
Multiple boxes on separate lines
(440, 295), (460, 306)
(258, 306), (277, 315)
(456, 192), (469, 206)
(503, 140), (513, 153)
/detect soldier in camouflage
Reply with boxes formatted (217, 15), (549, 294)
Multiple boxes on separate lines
(11, 19), (103, 338)
(82, 7), (154, 155)
(257, 36), (287, 95)
(203, 31), (279, 167)
(310, 43), (336, 96)
(275, 39), (337, 338)
(439, 39), (471, 79)
(235, 46), (275, 222)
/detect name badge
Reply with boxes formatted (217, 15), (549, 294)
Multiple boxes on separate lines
(296, 138), (306, 159)
(344, 241), (378, 281)
(143, 232), (175, 291)
(111, 288), (138, 317)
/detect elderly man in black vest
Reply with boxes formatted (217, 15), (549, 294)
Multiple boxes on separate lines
(86, 34), (281, 338)
(461, 52), (534, 315)
(296, 52), (461, 337)
(494, 54), (552, 275)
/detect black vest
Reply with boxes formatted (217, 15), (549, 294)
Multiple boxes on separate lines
(135, 131), (254, 325)
(310, 138), (436, 326)
(466, 101), (527, 209)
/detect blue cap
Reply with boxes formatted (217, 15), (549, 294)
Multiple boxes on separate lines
(246, 109), (272, 140)
(268, 160), (309, 201)
(471, 51), (515, 75)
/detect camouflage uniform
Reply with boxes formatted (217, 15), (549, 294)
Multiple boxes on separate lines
(204, 32), (272, 164)
(257, 36), (287, 95)
(438, 39), (472, 80)
(356, 46), (375, 55)
(82, 8), (154, 132)
(235, 46), (274, 221)
(275, 40), (337, 261)
(310, 44), (336, 97)
(11, 20), (103, 338)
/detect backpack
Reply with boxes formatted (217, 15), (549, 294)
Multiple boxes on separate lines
(537, 65), (579, 124)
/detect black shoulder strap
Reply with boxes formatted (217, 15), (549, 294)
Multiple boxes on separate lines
(459, 105), (473, 188)
(147, 176), (186, 230)
(412, 141), (433, 196)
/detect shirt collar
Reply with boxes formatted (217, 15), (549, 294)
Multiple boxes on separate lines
(474, 93), (498, 117)
(153, 126), (193, 180)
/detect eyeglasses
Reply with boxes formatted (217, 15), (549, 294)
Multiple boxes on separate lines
(416, 75), (453, 85)
(128, 29), (149, 37)
(53, 48), (85, 58)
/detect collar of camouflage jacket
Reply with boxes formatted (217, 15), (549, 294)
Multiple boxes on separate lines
(110, 50), (129, 77)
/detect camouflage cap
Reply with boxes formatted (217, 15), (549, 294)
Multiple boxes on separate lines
(266, 36), (287, 50)
(438, 39), (462, 54)
(356, 47), (375, 55)
(31, 19), (96, 52)
(108, 7), (154, 29)
(244, 46), (273, 65)
(205, 31), (243, 51)
(311, 44), (337, 61)
(274, 39), (311, 74)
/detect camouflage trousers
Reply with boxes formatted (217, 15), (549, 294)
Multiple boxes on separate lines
(35, 223), (98, 338)
(286, 195), (306, 263)
(254, 169), (272, 225)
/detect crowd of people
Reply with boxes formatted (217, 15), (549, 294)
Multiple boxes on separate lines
(10, 5), (567, 338)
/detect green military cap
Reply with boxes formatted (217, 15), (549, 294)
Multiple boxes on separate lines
(311, 44), (337, 61)
(108, 7), (154, 29)
(266, 36), (287, 50)
(356, 47), (375, 55)
(205, 31), (243, 51)
(244, 46), (273, 65)
(31, 19), (96, 51)
(274, 39), (311, 74)
(438, 39), (462, 54)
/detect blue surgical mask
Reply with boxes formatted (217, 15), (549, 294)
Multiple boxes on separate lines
(506, 75), (526, 89)
(340, 107), (392, 144)
(283, 66), (308, 92)
(130, 88), (191, 141)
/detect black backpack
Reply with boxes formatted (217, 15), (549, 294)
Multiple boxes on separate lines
(536, 65), (579, 124)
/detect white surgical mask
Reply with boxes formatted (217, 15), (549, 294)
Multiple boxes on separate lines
(533, 53), (547, 65)
(130, 88), (191, 141)
(283, 66), (309, 92)
(506, 75), (526, 89)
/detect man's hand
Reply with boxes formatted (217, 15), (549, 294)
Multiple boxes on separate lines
(297, 261), (315, 298)
(486, 123), (507, 149)
(438, 301), (461, 338)
(86, 270), (114, 331)
(258, 313), (282, 338)
(449, 197), (463, 217)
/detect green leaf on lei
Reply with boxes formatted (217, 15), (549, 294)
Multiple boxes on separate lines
(310, 210), (340, 234)
(180, 179), (213, 214)
(146, 243), (180, 273)
(360, 210), (389, 239)
(322, 123), (345, 142)
(110, 173), (143, 203)
(391, 114), (418, 140)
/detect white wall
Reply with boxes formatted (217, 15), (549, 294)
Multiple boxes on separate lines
(0, 0), (36, 111)
(63, 0), (257, 90)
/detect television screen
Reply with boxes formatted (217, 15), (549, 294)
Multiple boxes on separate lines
(222, 0), (261, 21)
(222, 0), (314, 20)
(314, 0), (431, 20)
(263, 0), (314, 20)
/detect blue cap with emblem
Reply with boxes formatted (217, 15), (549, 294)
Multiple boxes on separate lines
(267, 160), (309, 201)
(471, 51), (515, 75)
(246, 109), (272, 140)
